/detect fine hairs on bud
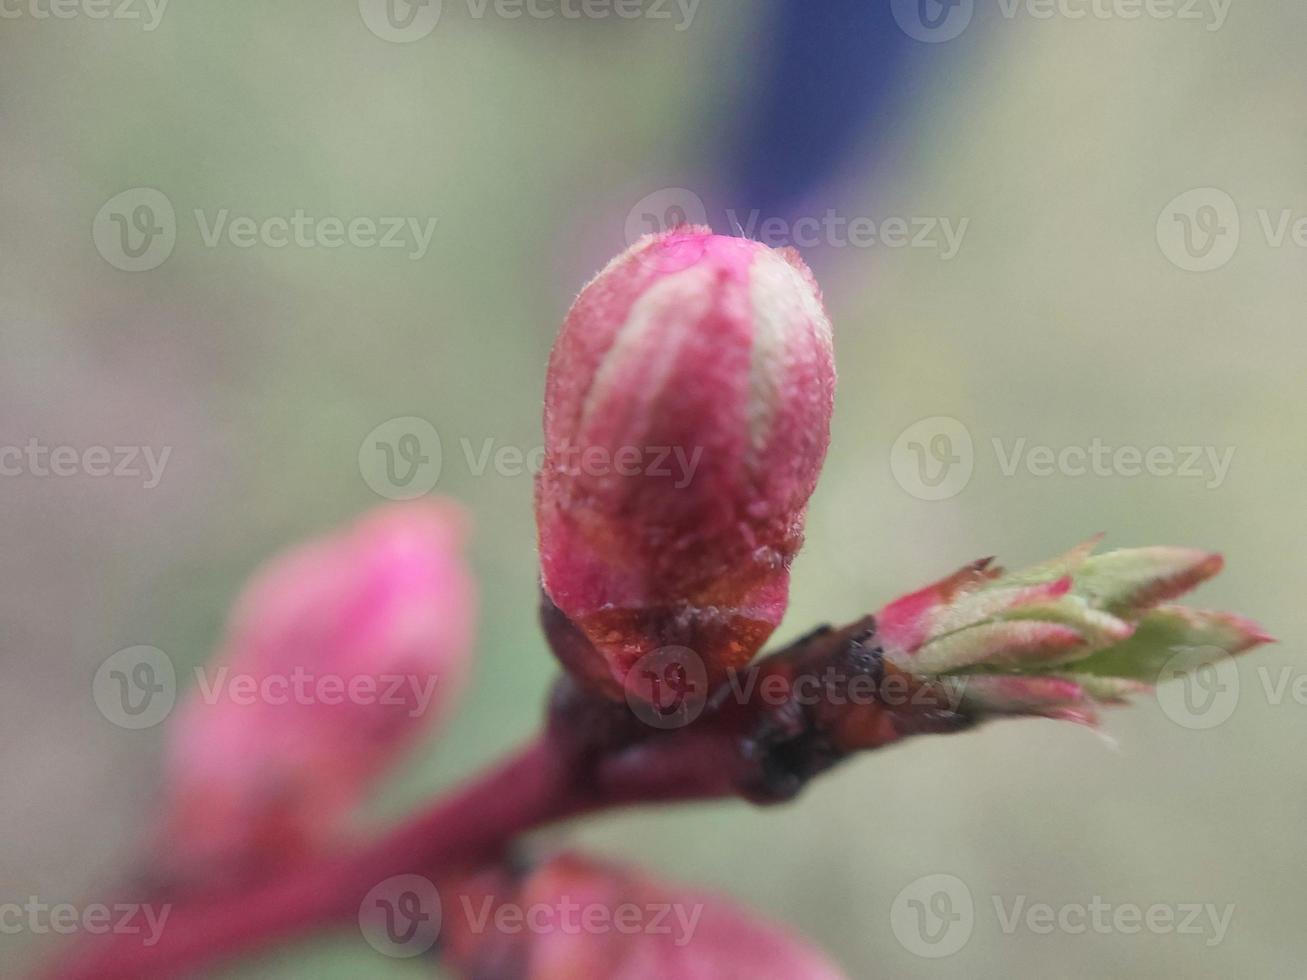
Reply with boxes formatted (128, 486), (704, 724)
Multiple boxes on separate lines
(536, 229), (836, 697)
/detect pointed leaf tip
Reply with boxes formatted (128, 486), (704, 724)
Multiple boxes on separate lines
(1069, 605), (1272, 682)
(1000, 534), (1105, 587)
(1074, 547), (1224, 616)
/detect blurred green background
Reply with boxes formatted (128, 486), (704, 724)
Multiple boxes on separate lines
(2, 1), (1304, 977)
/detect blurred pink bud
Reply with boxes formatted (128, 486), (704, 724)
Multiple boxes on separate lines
(160, 502), (477, 879)
(446, 853), (847, 980)
(536, 228), (836, 695)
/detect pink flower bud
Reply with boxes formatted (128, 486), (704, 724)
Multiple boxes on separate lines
(445, 853), (847, 980)
(536, 228), (836, 695)
(160, 503), (476, 879)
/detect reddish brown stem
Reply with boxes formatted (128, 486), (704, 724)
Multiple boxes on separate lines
(38, 739), (582, 980)
(38, 618), (974, 980)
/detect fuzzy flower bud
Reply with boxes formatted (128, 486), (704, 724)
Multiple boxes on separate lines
(159, 503), (476, 880)
(536, 228), (836, 696)
(876, 536), (1271, 725)
(444, 853), (847, 980)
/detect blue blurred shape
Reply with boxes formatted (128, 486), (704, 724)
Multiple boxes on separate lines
(724, 0), (918, 221)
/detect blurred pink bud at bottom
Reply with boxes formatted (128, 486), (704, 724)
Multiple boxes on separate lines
(446, 853), (847, 980)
